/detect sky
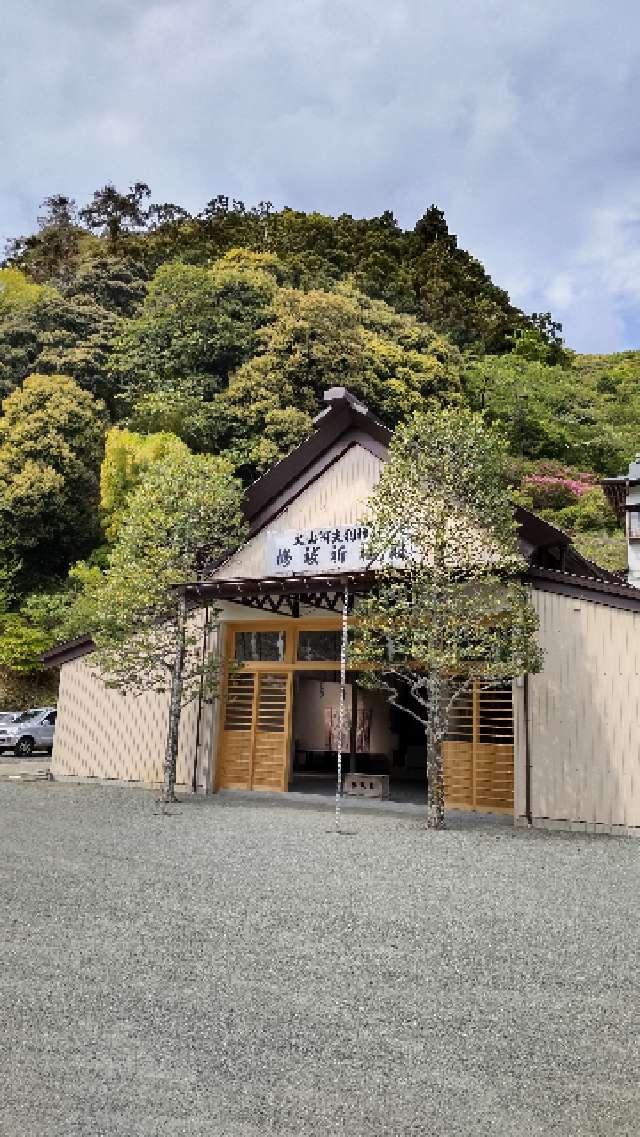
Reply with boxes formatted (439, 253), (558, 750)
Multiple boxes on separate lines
(2, 0), (640, 353)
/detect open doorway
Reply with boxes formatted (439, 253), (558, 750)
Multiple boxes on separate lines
(289, 671), (427, 804)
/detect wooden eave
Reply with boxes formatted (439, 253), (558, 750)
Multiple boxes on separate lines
(185, 565), (640, 614)
(42, 634), (95, 668)
(526, 567), (640, 612)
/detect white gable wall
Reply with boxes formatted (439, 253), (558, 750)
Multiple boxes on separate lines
(216, 444), (384, 579)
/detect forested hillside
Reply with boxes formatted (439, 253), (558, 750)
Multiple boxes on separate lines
(0, 184), (637, 703)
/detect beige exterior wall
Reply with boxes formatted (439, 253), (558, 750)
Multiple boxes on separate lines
(516, 588), (640, 833)
(52, 609), (209, 789)
(217, 444), (384, 578)
(51, 655), (200, 788)
(51, 599), (346, 790)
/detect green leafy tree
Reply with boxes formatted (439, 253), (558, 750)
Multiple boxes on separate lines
(109, 255), (277, 410)
(351, 408), (541, 829)
(411, 206), (525, 352)
(0, 579), (76, 708)
(0, 583), (73, 674)
(74, 454), (245, 801)
(100, 426), (192, 541)
(0, 267), (53, 312)
(67, 255), (149, 317)
(211, 284), (462, 475)
(463, 353), (640, 475)
(4, 195), (83, 287)
(0, 374), (107, 586)
(0, 610), (54, 674)
(510, 314), (569, 366)
(0, 290), (120, 407)
(79, 182), (151, 250)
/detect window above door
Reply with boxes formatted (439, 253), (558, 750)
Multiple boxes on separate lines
(235, 631), (286, 662)
(297, 630), (342, 662)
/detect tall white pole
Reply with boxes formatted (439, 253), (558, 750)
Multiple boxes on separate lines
(335, 581), (349, 833)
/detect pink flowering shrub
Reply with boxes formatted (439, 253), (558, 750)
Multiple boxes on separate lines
(520, 469), (595, 510)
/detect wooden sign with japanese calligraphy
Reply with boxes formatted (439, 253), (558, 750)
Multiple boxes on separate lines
(266, 527), (413, 575)
(267, 526), (374, 575)
(267, 525), (416, 577)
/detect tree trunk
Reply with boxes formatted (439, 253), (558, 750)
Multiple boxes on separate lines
(162, 590), (186, 804)
(426, 670), (445, 830)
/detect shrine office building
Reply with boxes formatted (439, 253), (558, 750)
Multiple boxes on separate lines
(45, 387), (640, 836)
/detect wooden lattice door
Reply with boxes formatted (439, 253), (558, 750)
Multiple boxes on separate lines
(443, 681), (514, 812)
(252, 674), (290, 791)
(217, 672), (255, 789)
(217, 671), (291, 792)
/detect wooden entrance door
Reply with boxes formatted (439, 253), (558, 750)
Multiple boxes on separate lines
(443, 682), (514, 812)
(217, 671), (292, 791)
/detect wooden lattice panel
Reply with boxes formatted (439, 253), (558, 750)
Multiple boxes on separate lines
(218, 673), (255, 789)
(253, 675), (289, 791)
(474, 743), (514, 810)
(442, 741), (474, 806)
(217, 731), (253, 789)
(217, 671), (291, 792)
(443, 681), (514, 812)
(224, 673), (255, 729)
(252, 736), (288, 791)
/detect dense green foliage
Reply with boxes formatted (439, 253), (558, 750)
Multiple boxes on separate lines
(100, 427), (191, 541)
(464, 352), (640, 475)
(0, 184), (635, 702)
(0, 374), (106, 588)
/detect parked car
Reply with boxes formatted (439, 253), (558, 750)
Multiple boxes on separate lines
(0, 707), (57, 757)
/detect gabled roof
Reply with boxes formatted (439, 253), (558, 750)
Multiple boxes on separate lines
(244, 387), (389, 534)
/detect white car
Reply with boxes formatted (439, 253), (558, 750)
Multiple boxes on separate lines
(0, 707), (57, 757)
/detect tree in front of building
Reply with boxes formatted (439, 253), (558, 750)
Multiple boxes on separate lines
(73, 453), (245, 803)
(350, 407), (542, 830)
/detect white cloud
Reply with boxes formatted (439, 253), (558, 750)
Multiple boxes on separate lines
(546, 274), (576, 311)
(579, 198), (640, 301)
(1, 0), (640, 350)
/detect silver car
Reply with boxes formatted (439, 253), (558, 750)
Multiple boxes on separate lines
(0, 707), (57, 757)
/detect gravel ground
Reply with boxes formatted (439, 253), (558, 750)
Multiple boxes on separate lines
(1, 783), (639, 1137)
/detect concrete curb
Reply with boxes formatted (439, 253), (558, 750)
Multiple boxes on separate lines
(0, 767), (52, 782)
